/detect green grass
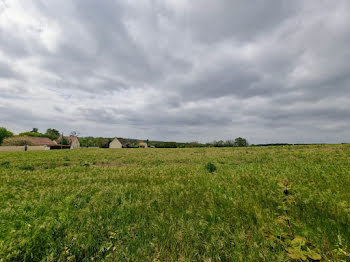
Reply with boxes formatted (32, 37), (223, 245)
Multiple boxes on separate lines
(0, 145), (349, 261)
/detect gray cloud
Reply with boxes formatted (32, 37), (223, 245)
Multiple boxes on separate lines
(0, 0), (350, 143)
(0, 62), (17, 78)
(186, 0), (302, 43)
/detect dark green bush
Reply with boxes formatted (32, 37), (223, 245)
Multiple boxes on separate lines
(205, 162), (217, 173)
(19, 164), (35, 171)
(1, 161), (10, 168)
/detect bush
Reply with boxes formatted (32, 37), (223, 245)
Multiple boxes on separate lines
(205, 162), (217, 173)
(18, 131), (59, 141)
(19, 132), (46, 137)
(0, 127), (14, 145)
(19, 164), (35, 171)
(1, 161), (10, 168)
(233, 137), (249, 147)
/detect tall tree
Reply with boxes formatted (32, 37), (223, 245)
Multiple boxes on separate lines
(96, 137), (109, 148)
(233, 137), (249, 147)
(0, 127), (14, 145)
(70, 131), (80, 137)
(45, 129), (60, 140)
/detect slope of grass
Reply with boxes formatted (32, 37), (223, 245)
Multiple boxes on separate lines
(0, 145), (349, 261)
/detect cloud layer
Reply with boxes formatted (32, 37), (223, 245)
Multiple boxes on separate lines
(1, 0), (350, 143)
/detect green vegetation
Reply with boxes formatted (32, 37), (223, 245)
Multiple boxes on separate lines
(211, 137), (249, 147)
(205, 162), (217, 173)
(79, 137), (113, 148)
(18, 128), (59, 141)
(0, 127), (13, 145)
(0, 145), (349, 261)
(45, 128), (60, 140)
(1, 126), (251, 148)
(14, 127), (62, 141)
(18, 132), (47, 138)
(56, 136), (71, 146)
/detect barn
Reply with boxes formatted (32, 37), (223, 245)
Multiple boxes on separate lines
(109, 138), (122, 148)
(1, 136), (58, 151)
(66, 136), (80, 149)
(56, 136), (81, 149)
(138, 141), (148, 148)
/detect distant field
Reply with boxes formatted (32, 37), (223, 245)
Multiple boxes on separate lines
(0, 146), (349, 261)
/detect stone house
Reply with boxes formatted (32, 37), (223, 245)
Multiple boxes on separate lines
(109, 138), (123, 148)
(1, 136), (57, 151)
(138, 141), (148, 148)
(56, 136), (80, 149)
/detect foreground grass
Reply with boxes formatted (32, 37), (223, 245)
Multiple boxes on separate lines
(0, 145), (349, 261)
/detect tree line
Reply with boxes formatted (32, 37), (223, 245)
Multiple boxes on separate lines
(0, 127), (249, 148)
(150, 137), (249, 148)
(0, 127), (73, 146)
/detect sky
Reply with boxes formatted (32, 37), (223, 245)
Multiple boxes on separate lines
(0, 0), (350, 144)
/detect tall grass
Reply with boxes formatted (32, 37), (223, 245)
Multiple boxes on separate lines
(0, 145), (349, 261)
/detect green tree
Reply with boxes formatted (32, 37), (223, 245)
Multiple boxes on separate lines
(32, 128), (39, 133)
(19, 131), (46, 137)
(56, 136), (70, 145)
(213, 140), (225, 147)
(45, 129), (60, 140)
(62, 137), (70, 145)
(96, 137), (110, 148)
(79, 137), (98, 147)
(233, 137), (249, 147)
(70, 131), (79, 137)
(0, 127), (14, 145)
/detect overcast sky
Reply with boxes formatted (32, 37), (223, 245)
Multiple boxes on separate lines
(1, 0), (350, 143)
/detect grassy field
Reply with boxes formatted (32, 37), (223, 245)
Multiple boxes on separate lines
(0, 145), (349, 261)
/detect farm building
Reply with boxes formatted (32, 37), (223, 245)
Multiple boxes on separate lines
(138, 141), (148, 148)
(109, 138), (147, 148)
(1, 136), (58, 151)
(56, 136), (80, 149)
(67, 136), (80, 149)
(2, 136), (57, 147)
(109, 138), (122, 148)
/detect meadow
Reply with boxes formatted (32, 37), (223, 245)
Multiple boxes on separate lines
(0, 145), (349, 261)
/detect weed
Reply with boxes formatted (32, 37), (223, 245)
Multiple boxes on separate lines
(265, 179), (322, 261)
(19, 164), (35, 171)
(205, 162), (217, 173)
(0, 161), (10, 168)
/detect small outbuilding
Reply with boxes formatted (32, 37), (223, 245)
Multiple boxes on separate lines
(1, 136), (57, 151)
(56, 136), (80, 149)
(67, 136), (80, 149)
(109, 138), (122, 148)
(138, 141), (148, 148)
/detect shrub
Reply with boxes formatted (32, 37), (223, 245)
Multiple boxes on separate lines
(19, 164), (35, 171)
(56, 136), (70, 145)
(19, 132), (46, 137)
(205, 162), (217, 173)
(1, 161), (10, 168)
(0, 127), (14, 145)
